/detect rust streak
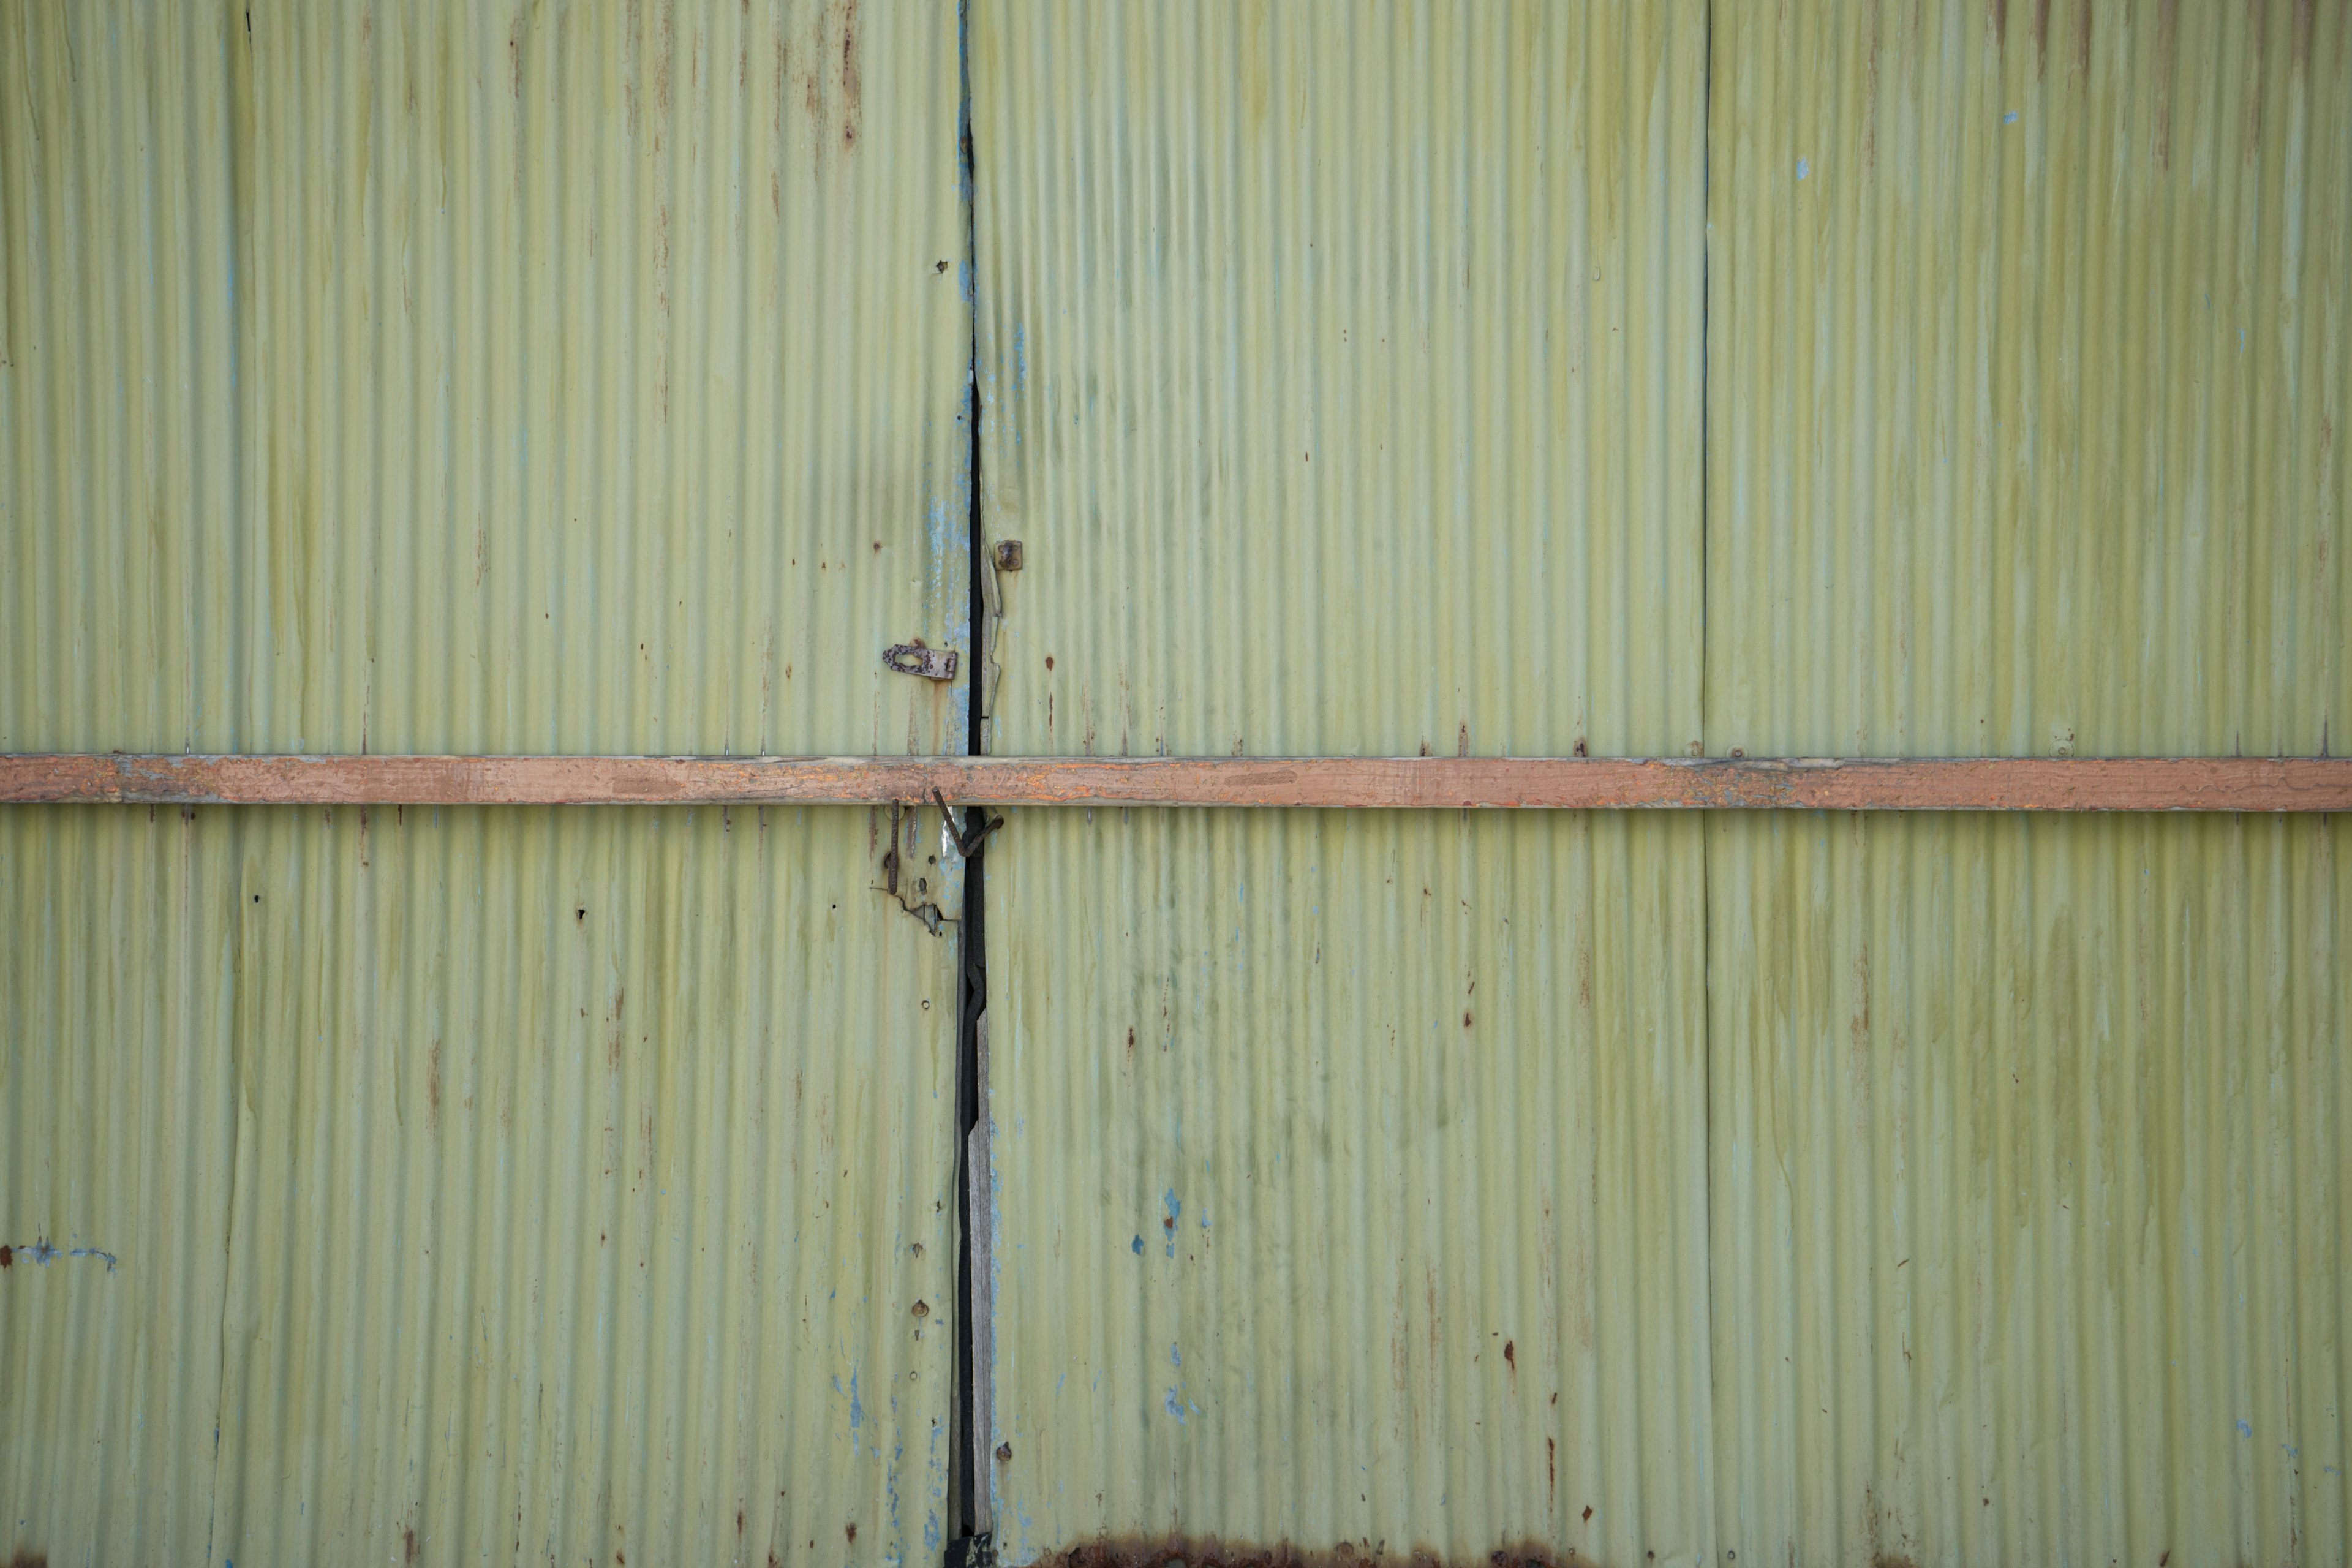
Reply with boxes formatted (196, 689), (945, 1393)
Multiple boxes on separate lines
(1, 755), (2347, 812)
(1040, 1538), (1572, 1568)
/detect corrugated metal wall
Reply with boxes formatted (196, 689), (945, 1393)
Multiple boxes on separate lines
(973, 2), (2352, 1565)
(971, 4), (1709, 1560)
(985, 808), (1711, 1567)
(1, 4), (971, 1565)
(0, 807), (239, 1566)
(1, 0), (972, 758)
(971, 0), (1705, 761)
(1702, 6), (2352, 1567)
(1708, 0), (2351, 758)
(1709, 810), (2351, 1568)
(7, 2), (2349, 1566)
(1, 802), (961, 1566)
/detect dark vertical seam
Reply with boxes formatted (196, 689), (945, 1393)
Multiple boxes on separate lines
(950, 0), (987, 1555)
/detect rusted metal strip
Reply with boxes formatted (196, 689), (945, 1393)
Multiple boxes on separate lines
(3, 753), (2348, 811)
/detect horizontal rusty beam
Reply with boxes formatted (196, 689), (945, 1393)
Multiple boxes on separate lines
(2, 753), (2348, 812)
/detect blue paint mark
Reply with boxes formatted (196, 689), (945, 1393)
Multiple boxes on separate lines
(1165, 1387), (1185, 1423)
(2239, 1420), (2254, 1439)
(3, 1241), (118, 1272)
(1164, 1191), (1182, 1258)
(1170, 1343), (1182, 1368)
(1795, 157), (1809, 180)
(1131, 1235), (1144, 1256)
(2004, 111), (2019, 124)
(850, 1374), (864, 1430)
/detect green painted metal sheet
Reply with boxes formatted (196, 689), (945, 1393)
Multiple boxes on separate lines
(1, 3), (971, 1564)
(984, 807), (1713, 1567)
(1707, 0), (2351, 758)
(972, 0), (1705, 761)
(1709, 811), (2351, 1566)
(1, 802), (961, 1567)
(1, 0), (973, 758)
(971, 4), (1709, 1560)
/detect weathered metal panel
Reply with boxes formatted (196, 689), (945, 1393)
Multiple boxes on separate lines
(0, 807), (241, 1566)
(1703, 12), (2352, 1562)
(971, 0), (1706, 761)
(1709, 810), (2351, 1567)
(985, 807), (1714, 1568)
(0, 0), (972, 758)
(970, 6), (1711, 1561)
(2, 802), (961, 1567)
(3, 4), (971, 1564)
(1708, 0), (2352, 758)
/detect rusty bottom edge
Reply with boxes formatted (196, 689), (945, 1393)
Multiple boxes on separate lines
(1, 753), (2347, 812)
(1033, 1535), (1582, 1568)
(1030, 1539), (1931, 1568)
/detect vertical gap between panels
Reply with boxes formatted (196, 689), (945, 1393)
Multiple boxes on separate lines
(949, 0), (990, 1557)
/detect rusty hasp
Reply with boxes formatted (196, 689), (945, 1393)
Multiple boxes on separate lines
(883, 643), (960, 680)
(3, 753), (2350, 811)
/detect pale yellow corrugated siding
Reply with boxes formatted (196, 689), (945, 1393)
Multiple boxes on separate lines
(0, 807), (240, 1566)
(1, 0), (972, 758)
(973, 0), (1705, 761)
(2, 802), (960, 1567)
(986, 809), (1713, 1567)
(2, 4), (970, 1564)
(1709, 812), (2351, 1567)
(971, 4), (1708, 1559)
(1708, 0), (2352, 759)
(1702, 5), (2352, 1564)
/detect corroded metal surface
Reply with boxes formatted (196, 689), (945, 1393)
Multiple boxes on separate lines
(7, 752), (2352, 812)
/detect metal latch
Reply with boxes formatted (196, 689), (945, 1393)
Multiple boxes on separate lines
(883, 643), (959, 680)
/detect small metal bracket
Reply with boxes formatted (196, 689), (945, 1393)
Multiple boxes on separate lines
(933, 789), (1004, 857)
(884, 643), (960, 680)
(992, 539), (1023, 572)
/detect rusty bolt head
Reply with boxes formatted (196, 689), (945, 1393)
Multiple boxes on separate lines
(995, 1442), (1013, 1463)
(993, 539), (1025, 572)
(911, 1300), (930, 1318)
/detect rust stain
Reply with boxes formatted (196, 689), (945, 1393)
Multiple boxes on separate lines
(1038, 1539), (1578, 1568)
(838, 0), (861, 149)
(427, 1041), (442, 1129)
(0, 1246), (11, 1268)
